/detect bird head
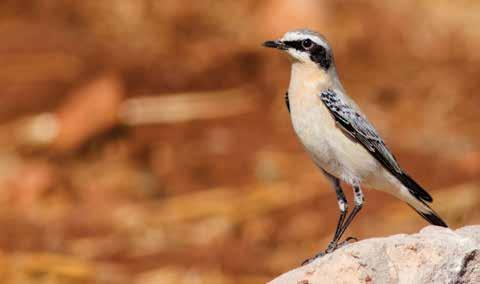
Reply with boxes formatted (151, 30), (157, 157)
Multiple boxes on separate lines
(263, 29), (333, 70)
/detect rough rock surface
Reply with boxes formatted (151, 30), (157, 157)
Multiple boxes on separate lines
(269, 226), (480, 284)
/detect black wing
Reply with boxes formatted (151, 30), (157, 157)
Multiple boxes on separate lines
(319, 89), (432, 203)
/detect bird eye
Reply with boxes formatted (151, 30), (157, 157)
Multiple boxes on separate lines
(302, 39), (313, 49)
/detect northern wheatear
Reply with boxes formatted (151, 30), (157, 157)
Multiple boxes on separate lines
(263, 29), (447, 264)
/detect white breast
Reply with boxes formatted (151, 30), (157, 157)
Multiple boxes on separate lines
(287, 63), (380, 185)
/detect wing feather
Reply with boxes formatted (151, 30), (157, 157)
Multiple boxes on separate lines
(319, 89), (433, 203)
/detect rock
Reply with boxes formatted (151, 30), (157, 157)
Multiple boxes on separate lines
(269, 226), (480, 284)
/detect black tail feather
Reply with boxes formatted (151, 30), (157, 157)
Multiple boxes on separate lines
(399, 172), (433, 203)
(412, 205), (448, 227)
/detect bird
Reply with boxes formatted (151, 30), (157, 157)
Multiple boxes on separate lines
(263, 29), (447, 264)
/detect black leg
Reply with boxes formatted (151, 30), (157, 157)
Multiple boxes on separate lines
(302, 171), (348, 265)
(302, 183), (364, 265)
(334, 185), (364, 243)
(331, 178), (348, 241)
(319, 170), (349, 242)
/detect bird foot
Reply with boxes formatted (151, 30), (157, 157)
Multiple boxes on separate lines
(301, 236), (358, 266)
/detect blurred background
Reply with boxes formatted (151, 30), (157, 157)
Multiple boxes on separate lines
(0, 1), (478, 283)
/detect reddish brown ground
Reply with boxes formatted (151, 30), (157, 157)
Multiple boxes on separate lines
(0, 1), (478, 283)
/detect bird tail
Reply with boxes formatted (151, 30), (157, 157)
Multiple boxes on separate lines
(409, 202), (448, 227)
(393, 183), (448, 227)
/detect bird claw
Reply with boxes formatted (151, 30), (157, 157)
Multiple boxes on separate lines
(301, 236), (358, 266)
(341, 236), (358, 245)
(301, 252), (326, 266)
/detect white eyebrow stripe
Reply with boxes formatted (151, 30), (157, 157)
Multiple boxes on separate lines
(281, 29), (329, 48)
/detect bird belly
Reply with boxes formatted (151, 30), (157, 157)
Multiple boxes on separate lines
(290, 97), (379, 185)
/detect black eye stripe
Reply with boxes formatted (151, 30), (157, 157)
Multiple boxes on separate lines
(283, 40), (316, 51)
(283, 40), (332, 70)
(310, 45), (331, 70)
(283, 40), (304, 50)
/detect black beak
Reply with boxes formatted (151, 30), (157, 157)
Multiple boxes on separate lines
(263, 40), (287, 50)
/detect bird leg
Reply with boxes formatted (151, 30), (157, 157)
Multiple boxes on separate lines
(332, 179), (348, 241)
(334, 185), (364, 243)
(302, 174), (348, 265)
(302, 183), (364, 266)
